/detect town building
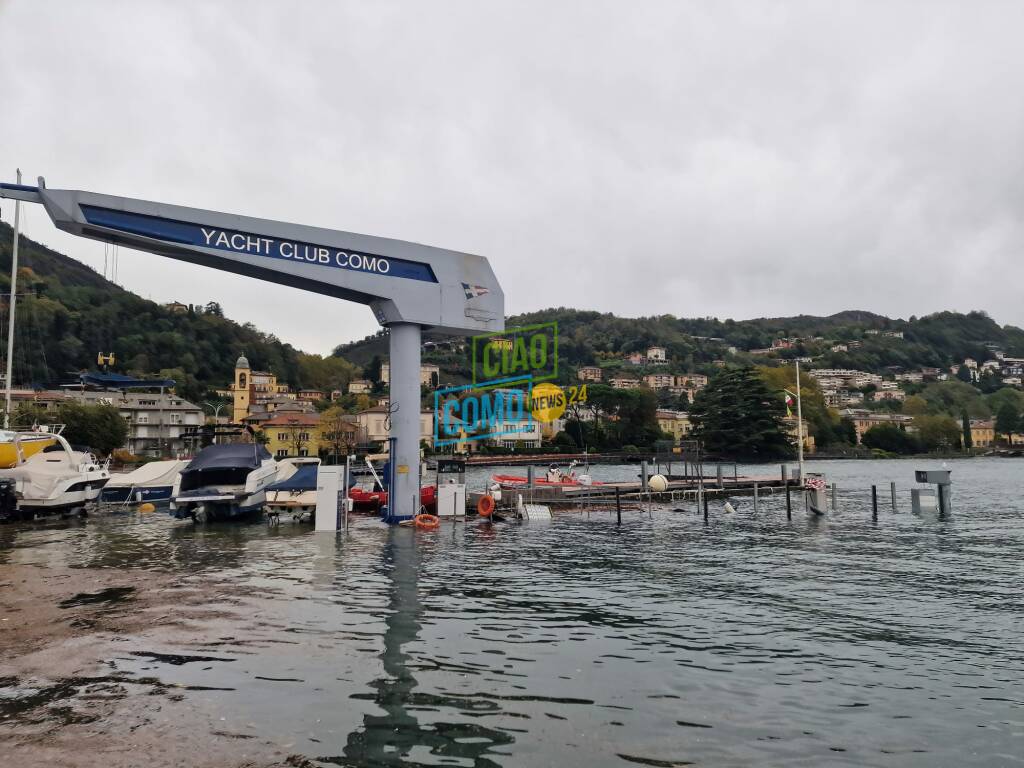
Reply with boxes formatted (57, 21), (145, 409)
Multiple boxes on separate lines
(348, 379), (373, 394)
(380, 362), (440, 387)
(296, 388), (325, 403)
(970, 420), (995, 448)
(644, 373), (675, 389)
(838, 409), (914, 443)
(68, 389), (203, 457)
(655, 410), (691, 442)
(354, 405), (434, 447)
(230, 354), (291, 423)
(609, 377), (641, 390)
(577, 366), (603, 382)
(646, 346), (668, 364)
(625, 352), (645, 366)
(782, 416), (815, 453)
(163, 301), (189, 314)
(264, 411), (322, 459)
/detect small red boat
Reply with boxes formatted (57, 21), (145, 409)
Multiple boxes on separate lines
(492, 472), (603, 488)
(349, 485), (437, 512)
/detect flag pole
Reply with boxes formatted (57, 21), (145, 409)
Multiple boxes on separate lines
(4, 168), (22, 429)
(795, 359), (804, 482)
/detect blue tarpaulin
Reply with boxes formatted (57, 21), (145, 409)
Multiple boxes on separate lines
(265, 464), (319, 493)
(78, 372), (176, 389)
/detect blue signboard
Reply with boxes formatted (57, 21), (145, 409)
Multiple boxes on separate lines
(80, 205), (438, 283)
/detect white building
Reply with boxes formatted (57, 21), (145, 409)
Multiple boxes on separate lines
(65, 389), (204, 457)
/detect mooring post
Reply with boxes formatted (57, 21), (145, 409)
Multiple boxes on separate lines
(716, 464), (723, 487)
(527, 464), (535, 489)
(641, 460), (649, 492)
(703, 491), (709, 520)
(615, 486), (622, 526)
(781, 464), (787, 484)
(871, 485), (878, 518)
(831, 483), (837, 510)
(733, 464), (738, 482)
(785, 483), (792, 519)
(890, 481), (897, 512)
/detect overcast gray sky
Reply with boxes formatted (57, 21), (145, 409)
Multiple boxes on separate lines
(2, 1), (1022, 355)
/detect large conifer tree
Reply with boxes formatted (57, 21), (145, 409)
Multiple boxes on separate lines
(690, 367), (795, 461)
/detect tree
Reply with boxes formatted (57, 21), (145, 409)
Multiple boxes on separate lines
(690, 367), (794, 461)
(956, 365), (974, 383)
(57, 402), (129, 456)
(995, 403), (1019, 444)
(320, 406), (359, 462)
(862, 423), (919, 455)
(903, 395), (929, 416)
(914, 415), (961, 452)
(962, 411), (973, 452)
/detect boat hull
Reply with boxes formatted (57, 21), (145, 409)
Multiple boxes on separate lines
(100, 485), (174, 504)
(0, 437), (58, 469)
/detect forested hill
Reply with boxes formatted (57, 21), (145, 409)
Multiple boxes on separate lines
(0, 221), (310, 400)
(337, 306), (1024, 383)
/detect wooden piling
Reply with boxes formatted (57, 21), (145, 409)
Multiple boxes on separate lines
(785, 483), (792, 519)
(753, 482), (759, 513)
(890, 481), (897, 512)
(830, 483), (837, 510)
(871, 485), (878, 518)
(615, 487), (622, 526)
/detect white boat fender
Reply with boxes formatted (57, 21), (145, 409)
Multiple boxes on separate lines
(723, 501), (737, 514)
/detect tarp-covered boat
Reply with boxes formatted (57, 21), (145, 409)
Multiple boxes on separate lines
(101, 459), (188, 503)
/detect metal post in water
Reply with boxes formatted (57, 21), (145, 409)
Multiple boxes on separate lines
(831, 483), (837, 510)
(615, 486), (622, 526)
(343, 454), (351, 533)
(527, 464), (535, 488)
(753, 481), (759, 513)
(785, 483), (792, 519)
(781, 464), (787, 484)
(716, 464), (723, 487)
(703, 491), (709, 520)
(871, 485), (878, 518)
(641, 460), (648, 492)
(890, 481), (897, 513)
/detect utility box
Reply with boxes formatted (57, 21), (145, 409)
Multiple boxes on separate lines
(913, 469), (952, 515)
(915, 470), (951, 485)
(437, 482), (466, 517)
(315, 465), (345, 531)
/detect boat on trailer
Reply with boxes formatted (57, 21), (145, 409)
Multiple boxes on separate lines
(170, 443), (278, 522)
(101, 459), (188, 504)
(264, 458), (320, 521)
(0, 433), (110, 518)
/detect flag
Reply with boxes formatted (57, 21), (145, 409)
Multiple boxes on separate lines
(462, 283), (490, 300)
(784, 393), (794, 418)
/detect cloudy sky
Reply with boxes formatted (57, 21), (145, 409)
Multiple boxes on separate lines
(1, 1), (1022, 355)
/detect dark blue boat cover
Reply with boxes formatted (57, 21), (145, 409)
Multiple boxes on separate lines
(266, 464), (319, 492)
(79, 372), (177, 388)
(184, 444), (271, 472)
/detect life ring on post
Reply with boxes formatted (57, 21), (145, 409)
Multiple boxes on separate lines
(414, 513), (440, 530)
(477, 494), (495, 518)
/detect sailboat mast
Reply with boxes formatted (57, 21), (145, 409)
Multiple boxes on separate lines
(3, 168), (22, 429)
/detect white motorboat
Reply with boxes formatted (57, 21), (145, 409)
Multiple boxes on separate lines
(170, 443), (278, 521)
(0, 433), (110, 516)
(264, 457), (320, 520)
(101, 458), (189, 504)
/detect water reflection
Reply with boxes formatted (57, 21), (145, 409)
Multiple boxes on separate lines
(337, 527), (513, 766)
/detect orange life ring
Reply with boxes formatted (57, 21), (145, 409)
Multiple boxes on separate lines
(414, 513), (440, 529)
(477, 494), (495, 517)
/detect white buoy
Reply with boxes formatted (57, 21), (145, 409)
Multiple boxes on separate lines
(648, 474), (668, 492)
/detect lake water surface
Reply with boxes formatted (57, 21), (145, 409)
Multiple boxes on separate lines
(1, 458), (1022, 767)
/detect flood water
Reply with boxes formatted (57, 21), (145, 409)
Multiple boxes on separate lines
(1, 458), (1022, 767)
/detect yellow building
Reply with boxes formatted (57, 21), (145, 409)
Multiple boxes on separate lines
(230, 354), (291, 423)
(783, 416), (816, 453)
(970, 420), (995, 448)
(264, 411), (322, 459)
(656, 409), (692, 443)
